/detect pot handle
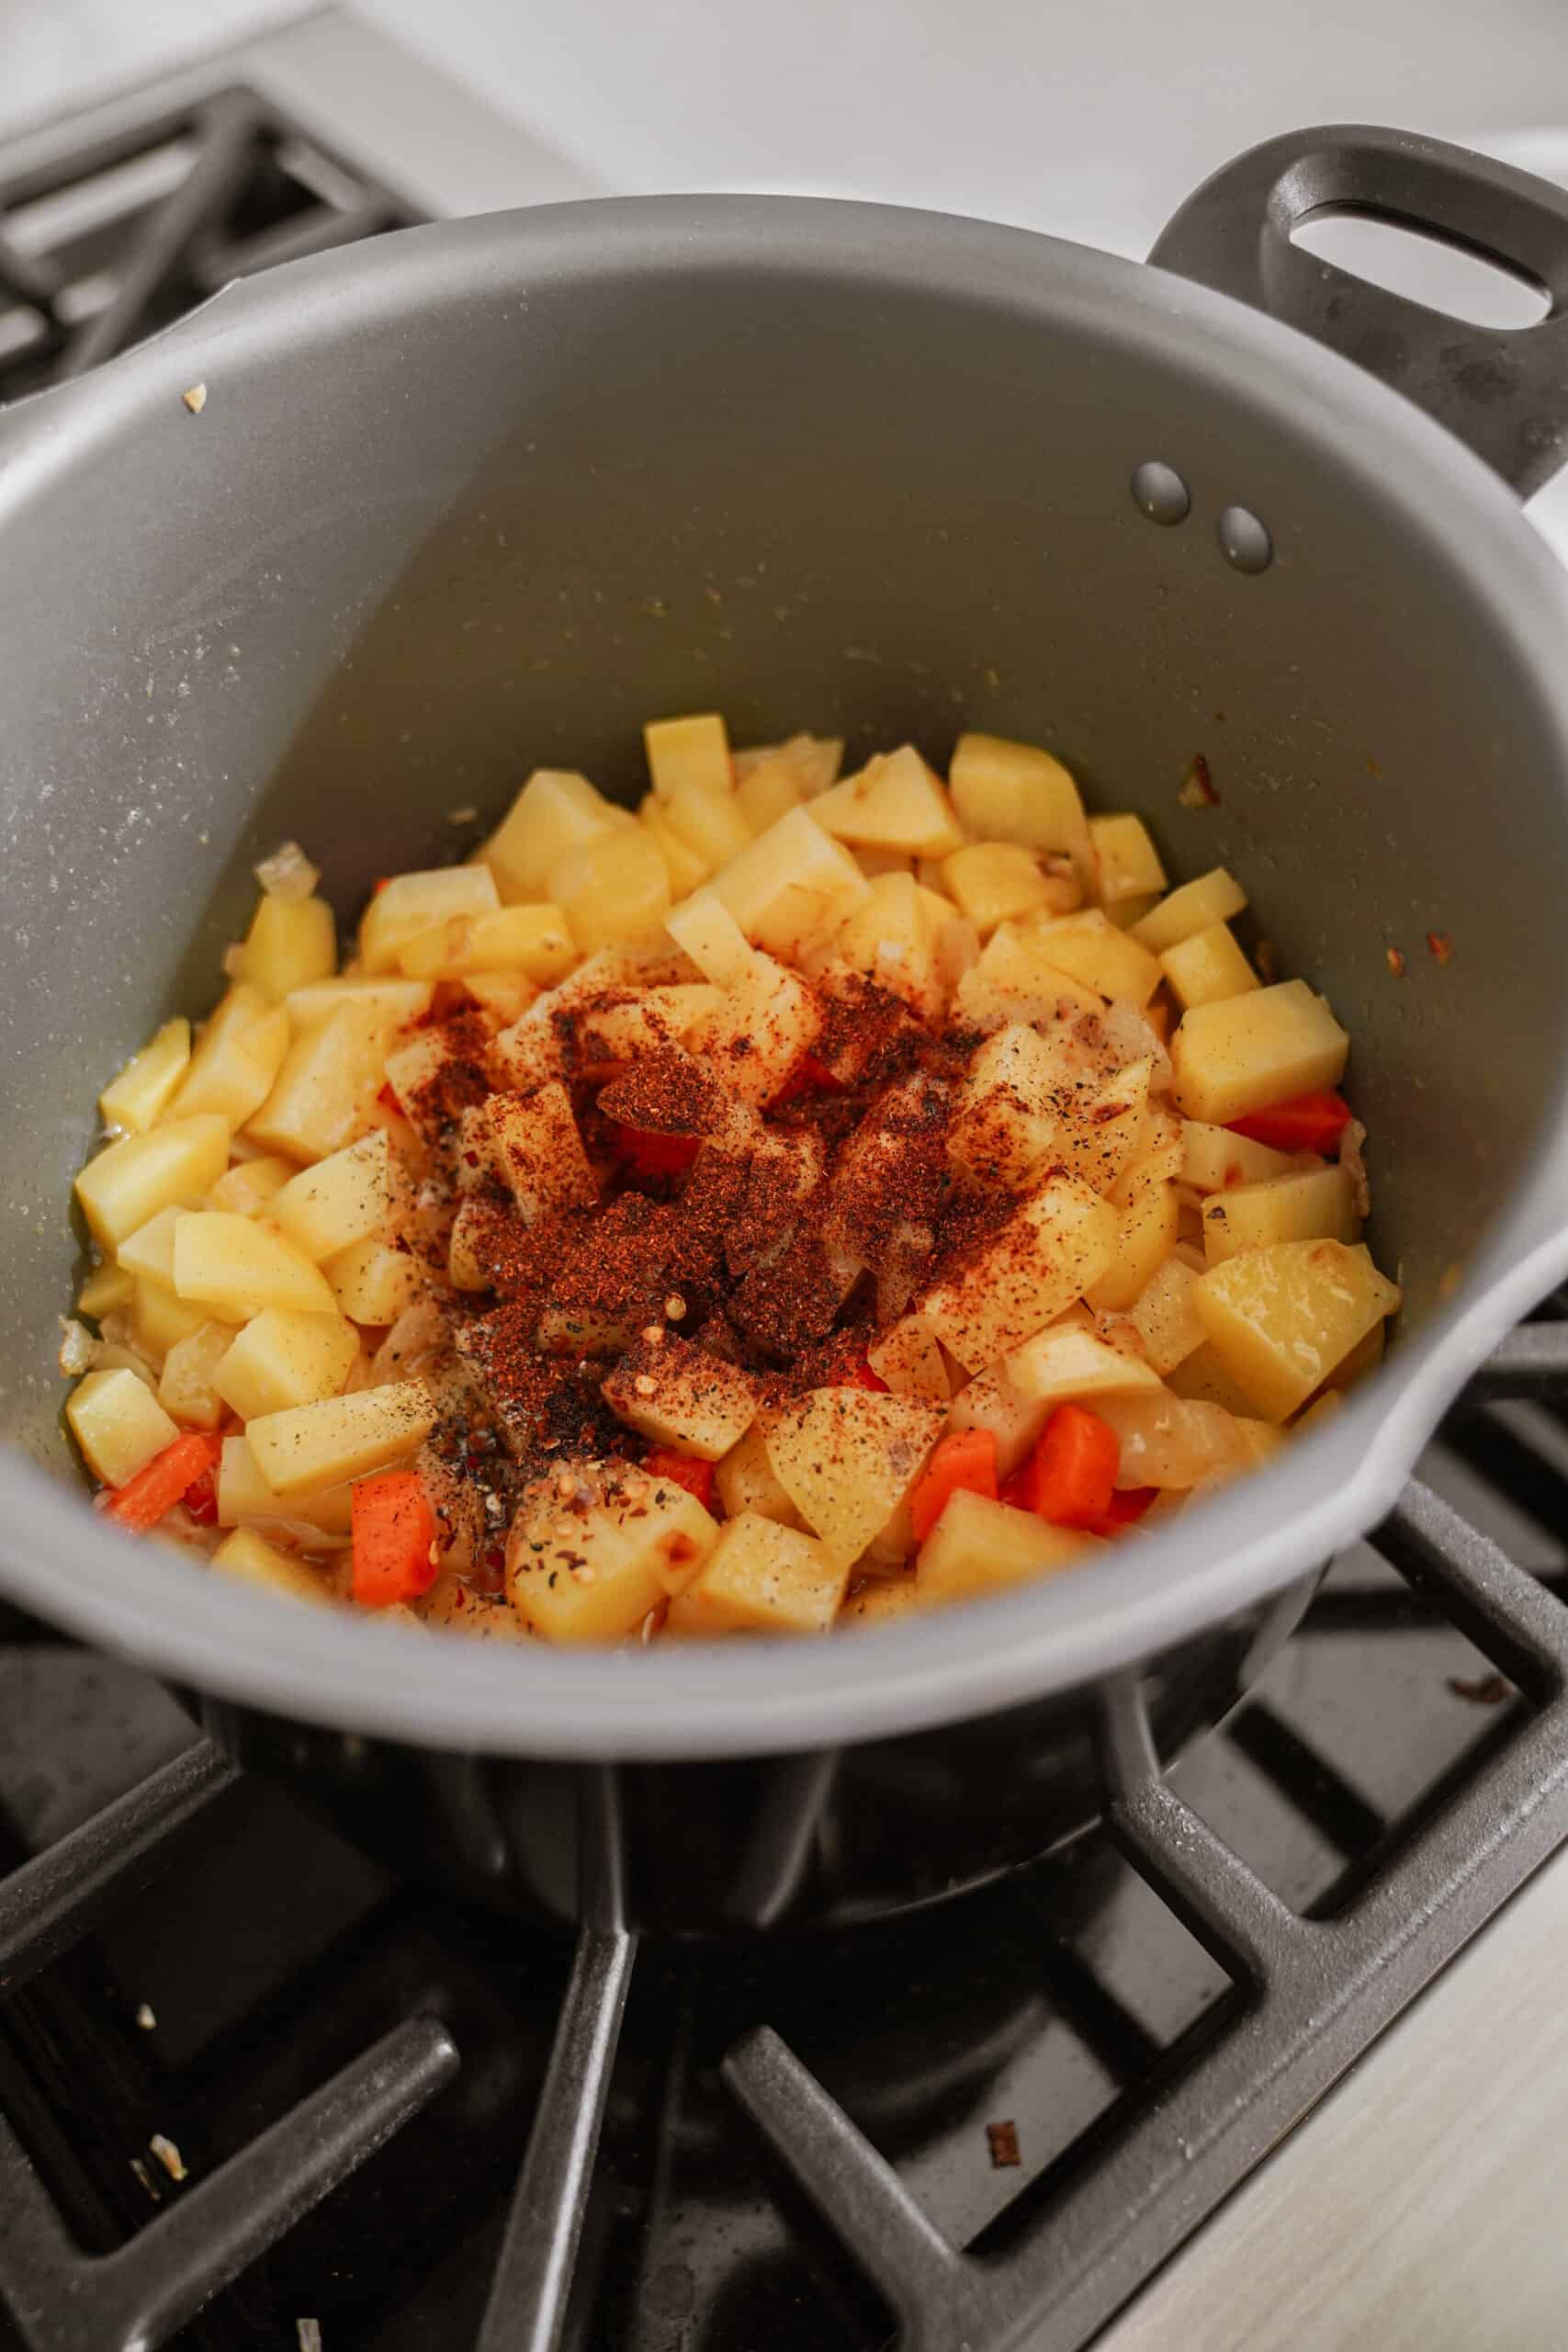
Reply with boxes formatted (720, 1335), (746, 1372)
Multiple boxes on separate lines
(1149, 124), (1568, 500)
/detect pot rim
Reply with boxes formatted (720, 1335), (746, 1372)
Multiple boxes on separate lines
(6, 192), (1568, 1760)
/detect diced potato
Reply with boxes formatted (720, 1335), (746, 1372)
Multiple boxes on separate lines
(77, 1261), (134, 1317)
(840, 1578), (927, 1628)
(948, 733), (1091, 881)
(1191, 1239), (1401, 1421)
(446, 1198), (495, 1293)
(1171, 980), (1349, 1125)
(459, 1082), (597, 1221)
(1086, 1180), (1181, 1313)
(575, 984), (723, 1065)
(217, 1433), (352, 1532)
(550, 823), (671, 955)
(1089, 813), (1167, 906)
(733, 756), (804, 838)
(711, 805), (869, 961)
(67, 1366), (179, 1487)
(630, 1482), (725, 1597)
(158, 1320), (240, 1430)
(942, 841), (1059, 933)
(644, 711), (731, 799)
(1047, 1059), (1154, 1200)
(246, 1003), (400, 1164)
(946, 1023), (1057, 1192)
(246, 1380), (436, 1495)
(172, 1212), (338, 1320)
(238, 894), (337, 1000)
(1167, 1341), (1267, 1419)
(169, 984), (291, 1126)
(458, 971), (539, 1029)
(506, 1496), (666, 1644)
(1326, 1318), (1386, 1393)
(734, 732), (842, 797)
(1103, 891), (1162, 933)
(602, 1336), (762, 1460)
(360, 866), (500, 974)
(916, 1488), (1091, 1603)
(1160, 922), (1258, 1010)
(662, 780), (752, 869)
(1094, 1390), (1251, 1488)
(867, 1316), (951, 1402)
(1179, 1120), (1295, 1191)
(74, 1115), (230, 1250)
(211, 1527), (333, 1607)
(642, 801), (712, 895)
(99, 1019), (191, 1134)
(943, 1358), (1052, 1477)
(671, 1511), (846, 1634)
(1201, 1163), (1359, 1265)
(829, 873), (940, 1012)
(953, 931), (1103, 1035)
(1029, 911), (1163, 1007)
(481, 770), (626, 902)
(813, 745), (965, 857)
(420, 1578), (534, 1642)
(131, 1277), (211, 1360)
(209, 1156), (295, 1216)
(1129, 1256), (1208, 1374)
(1131, 867), (1247, 954)
(763, 1390), (943, 1568)
(270, 1131), (400, 1261)
(1110, 1107), (1186, 1212)
(116, 1204), (189, 1283)
(1236, 1418), (1290, 1467)
(1005, 1320), (1163, 1408)
(284, 977), (433, 1033)
(715, 1422), (808, 1527)
(324, 1237), (424, 1323)
(915, 1175), (1118, 1371)
(664, 885), (756, 987)
(215, 1307), (360, 1419)
(397, 902), (577, 985)
(683, 952), (822, 1108)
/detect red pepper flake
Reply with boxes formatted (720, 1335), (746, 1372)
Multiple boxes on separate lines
(1427, 930), (1453, 965)
(1178, 752), (1219, 808)
(987, 2120), (1021, 2168)
(183, 1466), (219, 1525)
(1385, 946), (1405, 978)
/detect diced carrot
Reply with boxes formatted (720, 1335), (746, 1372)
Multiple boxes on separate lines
(642, 1449), (716, 1508)
(1091, 1485), (1157, 1538)
(909, 1428), (999, 1543)
(1021, 1405), (1120, 1531)
(610, 1123), (702, 1182)
(1225, 1091), (1352, 1156)
(183, 1467), (220, 1526)
(351, 1470), (440, 1607)
(99, 1431), (224, 1534)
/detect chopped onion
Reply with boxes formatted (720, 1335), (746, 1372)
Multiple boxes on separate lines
(57, 1317), (99, 1376)
(254, 840), (321, 900)
(1099, 999), (1173, 1093)
(1094, 1392), (1249, 1488)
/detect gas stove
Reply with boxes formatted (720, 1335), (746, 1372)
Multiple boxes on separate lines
(7, 19), (1568, 2350)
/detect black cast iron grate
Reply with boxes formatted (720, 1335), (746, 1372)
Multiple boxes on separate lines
(5, 1317), (1568, 2352)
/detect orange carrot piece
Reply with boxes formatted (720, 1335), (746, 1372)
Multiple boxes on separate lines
(1023, 1405), (1120, 1531)
(909, 1428), (998, 1543)
(351, 1471), (439, 1607)
(642, 1448), (716, 1507)
(99, 1431), (223, 1533)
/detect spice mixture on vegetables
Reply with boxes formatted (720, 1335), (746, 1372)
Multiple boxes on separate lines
(62, 722), (1399, 1642)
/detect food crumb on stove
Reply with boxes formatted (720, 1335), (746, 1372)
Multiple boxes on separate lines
(130, 2155), (161, 2201)
(150, 2132), (188, 2182)
(1427, 929), (1454, 965)
(180, 382), (207, 414)
(134, 2001), (156, 2030)
(1178, 752), (1219, 808)
(1385, 946), (1405, 978)
(446, 806), (479, 824)
(297, 2323), (324, 2352)
(1254, 936), (1277, 982)
(987, 2119), (1021, 2168)
(1448, 1671), (1510, 1705)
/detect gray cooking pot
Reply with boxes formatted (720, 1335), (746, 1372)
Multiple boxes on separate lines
(3, 125), (1568, 1935)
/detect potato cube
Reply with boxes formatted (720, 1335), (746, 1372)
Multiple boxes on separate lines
(734, 732), (842, 797)
(270, 1131), (400, 1261)
(481, 770), (626, 902)
(664, 886), (756, 987)
(246, 1379), (435, 1494)
(943, 1359), (1052, 1478)
(245, 1004), (395, 1163)
(1046, 1059), (1154, 1199)
(116, 1204), (189, 1283)
(840, 1578), (927, 1628)
(715, 1422), (807, 1527)
(99, 1019), (191, 1134)
(602, 1336), (762, 1460)
(712, 806), (869, 960)
(1089, 814), (1167, 906)
(506, 1494), (668, 1645)
(360, 865), (500, 974)
(158, 1320), (240, 1430)
(942, 841), (1059, 933)
(131, 1277), (211, 1360)
(284, 977), (433, 1033)
(1160, 922), (1258, 1010)
(1167, 1341), (1268, 1419)
(642, 800), (713, 894)
(734, 756), (804, 838)
(683, 953), (822, 1108)
(948, 734), (1090, 880)
(217, 1433), (353, 1532)
(1179, 1120), (1295, 1191)
(239, 894), (337, 1000)
(74, 1115), (230, 1250)
(829, 873), (940, 1012)
(946, 1023), (1057, 1192)
(1029, 911), (1163, 1007)
(1201, 1163), (1359, 1265)
(644, 712), (731, 799)
(397, 902), (577, 985)
(671, 1511), (846, 1635)
(812, 745), (964, 858)
(916, 1488), (1091, 1604)
(915, 1175), (1118, 1371)
(77, 1261), (134, 1317)
(763, 1390), (943, 1568)
(1086, 1180), (1181, 1312)
(170, 984), (291, 1126)
(628, 1482), (724, 1597)
(67, 1366), (180, 1487)
(212, 1527), (333, 1607)
(1131, 867), (1247, 954)
(662, 779), (753, 869)
(550, 823), (671, 955)
(1005, 1320), (1163, 1408)
(209, 1156), (295, 1216)
(574, 984), (724, 1065)
(867, 1317), (951, 1402)
(465, 1082), (598, 1221)
(325, 1237), (424, 1324)
(1172, 980), (1349, 1125)
(1109, 1108), (1187, 1212)
(172, 1212), (338, 1320)
(952, 932), (1103, 1035)
(215, 1308), (360, 1419)
(458, 972), (540, 1029)
(1129, 1255), (1208, 1374)
(1192, 1239), (1401, 1421)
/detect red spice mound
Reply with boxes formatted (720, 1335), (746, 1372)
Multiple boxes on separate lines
(597, 1047), (729, 1136)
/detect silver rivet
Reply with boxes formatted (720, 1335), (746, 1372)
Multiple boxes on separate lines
(1218, 503), (1272, 573)
(1131, 460), (1190, 525)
